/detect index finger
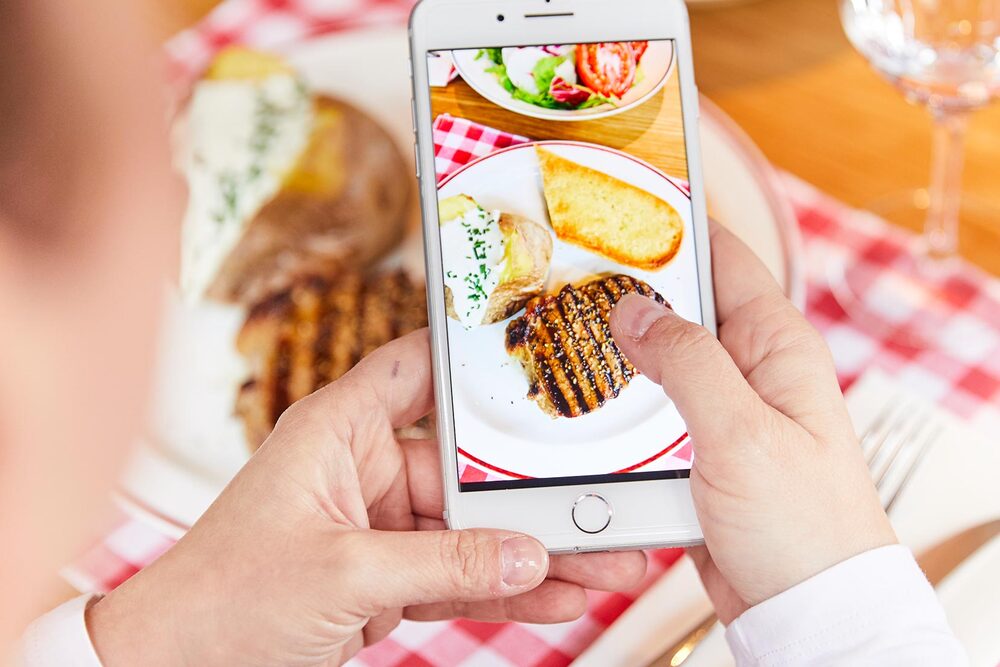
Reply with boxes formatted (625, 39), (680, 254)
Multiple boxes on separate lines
(312, 328), (436, 430)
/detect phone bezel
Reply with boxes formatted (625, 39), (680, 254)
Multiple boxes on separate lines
(409, 0), (714, 552)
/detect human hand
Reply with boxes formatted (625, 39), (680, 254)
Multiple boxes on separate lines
(86, 330), (646, 666)
(609, 222), (896, 624)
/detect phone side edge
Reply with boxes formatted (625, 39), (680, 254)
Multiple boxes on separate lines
(408, 7), (466, 532)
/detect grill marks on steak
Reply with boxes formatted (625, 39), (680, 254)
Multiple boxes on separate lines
(236, 270), (427, 449)
(505, 275), (668, 418)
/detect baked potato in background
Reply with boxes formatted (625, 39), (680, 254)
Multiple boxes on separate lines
(207, 96), (411, 304)
(178, 48), (411, 305)
(440, 194), (553, 326)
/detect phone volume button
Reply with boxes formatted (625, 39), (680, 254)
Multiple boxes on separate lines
(410, 97), (417, 134)
(413, 142), (420, 179)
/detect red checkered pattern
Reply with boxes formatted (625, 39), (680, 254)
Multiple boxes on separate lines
(164, 0), (414, 91)
(783, 174), (1000, 431)
(433, 114), (532, 183)
(61, 520), (173, 594)
(62, 1), (1000, 665)
(353, 549), (683, 667)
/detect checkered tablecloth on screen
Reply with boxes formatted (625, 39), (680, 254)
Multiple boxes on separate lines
(62, 1), (1000, 665)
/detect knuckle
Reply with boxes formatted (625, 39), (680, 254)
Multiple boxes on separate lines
(761, 297), (820, 348)
(648, 316), (715, 359)
(271, 396), (319, 435)
(331, 531), (369, 577)
(443, 531), (493, 594)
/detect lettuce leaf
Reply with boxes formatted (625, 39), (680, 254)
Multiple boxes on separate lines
(485, 63), (516, 94)
(480, 50), (612, 110)
(531, 55), (566, 95)
(476, 48), (504, 66)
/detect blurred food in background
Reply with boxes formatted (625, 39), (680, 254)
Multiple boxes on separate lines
(236, 270), (428, 450)
(176, 48), (411, 305)
(169, 47), (428, 451)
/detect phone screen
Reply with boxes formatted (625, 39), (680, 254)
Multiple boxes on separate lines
(423, 39), (701, 492)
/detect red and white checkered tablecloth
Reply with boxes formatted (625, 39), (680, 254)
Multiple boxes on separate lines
(62, 1), (1000, 665)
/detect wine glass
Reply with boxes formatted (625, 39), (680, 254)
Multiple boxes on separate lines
(834, 0), (1000, 346)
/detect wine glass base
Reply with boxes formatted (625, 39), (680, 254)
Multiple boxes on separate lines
(827, 189), (995, 350)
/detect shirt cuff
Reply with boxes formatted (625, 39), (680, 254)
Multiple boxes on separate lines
(725, 544), (967, 666)
(18, 594), (104, 667)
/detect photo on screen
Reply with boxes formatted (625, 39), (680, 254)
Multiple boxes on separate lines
(424, 40), (700, 491)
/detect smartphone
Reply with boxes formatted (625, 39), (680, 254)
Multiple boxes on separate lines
(409, 0), (714, 552)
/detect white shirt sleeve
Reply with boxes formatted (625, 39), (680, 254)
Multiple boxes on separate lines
(725, 544), (968, 666)
(18, 594), (103, 667)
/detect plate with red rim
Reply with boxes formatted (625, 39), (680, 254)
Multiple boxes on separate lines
(439, 140), (697, 478)
(117, 24), (803, 532)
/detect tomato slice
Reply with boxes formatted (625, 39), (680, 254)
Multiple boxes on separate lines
(576, 42), (637, 98)
(630, 41), (648, 62)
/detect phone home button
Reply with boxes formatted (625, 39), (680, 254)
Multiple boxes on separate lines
(572, 493), (612, 534)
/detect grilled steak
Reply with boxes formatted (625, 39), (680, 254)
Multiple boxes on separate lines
(505, 275), (669, 418)
(236, 269), (427, 449)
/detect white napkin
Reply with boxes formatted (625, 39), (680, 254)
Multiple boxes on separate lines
(427, 52), (456, 87)
(573, 369), (1000, 666)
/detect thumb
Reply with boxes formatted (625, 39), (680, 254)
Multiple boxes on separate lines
(344, 529), (548, 613)
(609, 294), (765, 454)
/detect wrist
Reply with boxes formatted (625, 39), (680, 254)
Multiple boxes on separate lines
(85, 545), (222, 667)
(760, 495), (898, 606)
(85, 573), (183, 667)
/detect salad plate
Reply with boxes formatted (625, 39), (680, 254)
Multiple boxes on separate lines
(452, 41), (675, 121)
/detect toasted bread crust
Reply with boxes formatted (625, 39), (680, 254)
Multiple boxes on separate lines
(536, 147), (683, 270)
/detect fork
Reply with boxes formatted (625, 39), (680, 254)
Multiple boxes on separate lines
(648, 396), (942, 667)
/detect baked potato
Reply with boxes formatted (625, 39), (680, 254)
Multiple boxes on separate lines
(177, 48), (411, 305)
(439, 194), (552, 326)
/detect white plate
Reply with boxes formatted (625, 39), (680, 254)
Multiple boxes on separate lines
(452, 41), (675, 122)
(440, 141), (695, 477)
(119, 25), (802, 530)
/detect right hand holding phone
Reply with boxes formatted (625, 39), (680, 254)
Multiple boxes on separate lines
(610, 221), (897, 624)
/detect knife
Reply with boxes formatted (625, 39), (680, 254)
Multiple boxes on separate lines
(649, 518), (1000, 667)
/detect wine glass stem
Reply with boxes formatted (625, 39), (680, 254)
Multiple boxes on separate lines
(924, 108), (969, 259)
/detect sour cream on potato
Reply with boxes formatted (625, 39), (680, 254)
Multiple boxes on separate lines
(179, 74), (312, 301)
(439, 196), (507, 329)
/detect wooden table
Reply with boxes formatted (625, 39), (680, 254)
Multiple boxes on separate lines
(689, 0), (1000, 276)
(430, 69), (689, 180)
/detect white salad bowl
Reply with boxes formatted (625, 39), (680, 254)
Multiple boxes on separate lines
(451, 41), (675, 121)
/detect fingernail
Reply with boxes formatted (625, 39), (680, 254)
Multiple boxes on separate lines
(501, 536), (546, 588)
(614, 294), (674, 339)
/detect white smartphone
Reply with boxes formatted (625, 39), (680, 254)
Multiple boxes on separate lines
(409, 0), (715, 552)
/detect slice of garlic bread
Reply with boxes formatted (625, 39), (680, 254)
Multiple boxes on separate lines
(536, 146), (683, 270)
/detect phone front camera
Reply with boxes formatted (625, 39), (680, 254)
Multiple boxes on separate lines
(497, 13), (505, 21)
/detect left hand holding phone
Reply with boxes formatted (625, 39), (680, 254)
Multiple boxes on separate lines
(85, 330), (648, 667)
